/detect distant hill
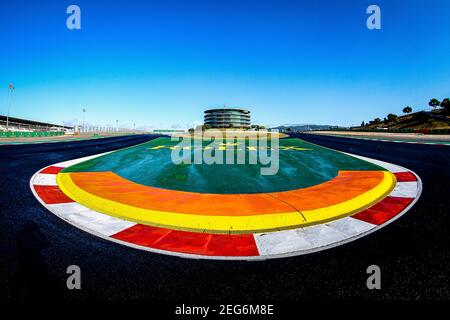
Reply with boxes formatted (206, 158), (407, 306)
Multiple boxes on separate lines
(271, 124), (344, 131)
(358, 109), (450, 130)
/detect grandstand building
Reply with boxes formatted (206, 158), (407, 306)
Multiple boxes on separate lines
(204, 108), (251, 129)
(0, 115), (72, 132)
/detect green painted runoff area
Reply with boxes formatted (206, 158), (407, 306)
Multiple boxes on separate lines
(62, 137), (384, 194)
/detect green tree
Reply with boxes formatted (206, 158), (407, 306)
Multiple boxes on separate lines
(361, 121), (365, 127)
(374, 118), (381, 124)
(285, 127), (292, 132)
(429, 98), (441, 109)
(387, 114), (398, 122)
(440, 98), (450, 112)
(403, 106), (412, 114)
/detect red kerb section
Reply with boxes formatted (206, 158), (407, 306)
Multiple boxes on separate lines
(352, 196), (413, 225)
(34, 185), (74, 204)
(112, 224), (259, 257)
(394, 172), (417, 182)
(40, 166), (65, 175)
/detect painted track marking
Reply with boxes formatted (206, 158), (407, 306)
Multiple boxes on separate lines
(30, 145), (422, 260)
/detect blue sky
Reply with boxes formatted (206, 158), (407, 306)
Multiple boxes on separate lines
(1, 0), (449, 129)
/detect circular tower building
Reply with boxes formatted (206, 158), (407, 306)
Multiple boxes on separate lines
(204, 108), (251, 129)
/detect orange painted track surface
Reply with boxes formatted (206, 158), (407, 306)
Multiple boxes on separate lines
(65, 170), (385, 215)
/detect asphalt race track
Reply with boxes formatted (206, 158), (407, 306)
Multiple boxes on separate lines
(1, 133), (449, 303)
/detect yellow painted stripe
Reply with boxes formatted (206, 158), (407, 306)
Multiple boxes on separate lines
(57, 172), (305, 233)
(56, 171), (395, 234)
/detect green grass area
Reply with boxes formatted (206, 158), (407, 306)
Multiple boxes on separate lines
(0, 131), (65, 138)
(0, 136), (101, 145)
(0, 133), (136, 145)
